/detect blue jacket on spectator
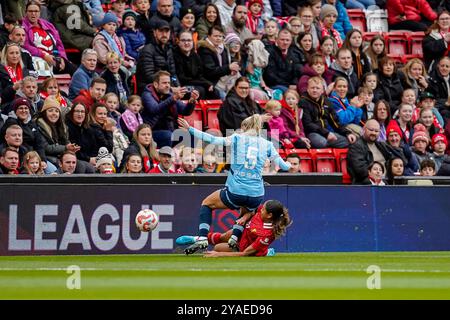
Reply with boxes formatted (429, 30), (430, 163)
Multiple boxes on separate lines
(69, 65), (99, 100)
(118, 27), (146, 60)
(329, 91), (363, 126)
(270, 0), (283, 17)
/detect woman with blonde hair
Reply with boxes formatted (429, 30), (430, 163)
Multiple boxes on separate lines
(0, 42), (28, 104)
(100, 51), (130, 108)
(401, 58), (429, 98)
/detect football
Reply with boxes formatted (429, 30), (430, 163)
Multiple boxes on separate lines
(135, 209), (159, 232)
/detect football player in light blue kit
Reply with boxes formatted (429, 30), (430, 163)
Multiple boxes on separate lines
(176, 114), (291, 255)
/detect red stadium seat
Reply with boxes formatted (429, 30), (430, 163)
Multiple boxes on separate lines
(386, 31), (410, 55)
(277, 149), (287, 160)
(287, 149), (314, 173)
(183, 106), (203, 131)
(54, 74), (71, 95)
(312, 149), (336, 173)
(347, 9), (367, 32)
(362, 31), (385, 43)
(200, 100), (222, 131)
(409, 32), (425, 57)
(387, 53), (406, 66)
(256, 100), (268, 109)
(333, 148), (351, 184)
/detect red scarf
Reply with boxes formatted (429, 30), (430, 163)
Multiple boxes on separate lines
(40, 91), (68, 109)
(246, 11), (260, 34)
(320, 22), (343, 49)
(5, 64), (23, 83)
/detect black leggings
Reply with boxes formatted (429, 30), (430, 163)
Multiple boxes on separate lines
(389, 20), (432, 32)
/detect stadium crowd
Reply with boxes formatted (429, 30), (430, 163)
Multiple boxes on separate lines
(1, 0), (450, 183)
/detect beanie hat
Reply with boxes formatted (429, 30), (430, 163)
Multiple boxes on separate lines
(386, 120), (402, 138)
(431, 133), (448, 149)
(248, 0), (264, 8)
(122, 10), (137, 22)
(419, 91), (435, 102)
(224, 32), (241, 46)
(412, 123), (429, 144)
(96, 147), (114, 169)
(40, 97), (61, 113)
(319, 4), (338, 21)
(12, 97), (31, 112)
(101, 12), (119, 26)
(179, 7), (195, 21)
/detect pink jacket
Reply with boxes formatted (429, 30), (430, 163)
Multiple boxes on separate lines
(268, 116), (289, 140)
(22, 17), (67, 60)
(387, 0), (437, 25)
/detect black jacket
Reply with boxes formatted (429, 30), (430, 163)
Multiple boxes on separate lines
(218, 90), (263, 136)
(263, 44), (298, 88)
(423, 32), (449, 70)
(330, 63), (360, 99)
(197, 40), (231, 85)
(135, 40), (178, 94)
(173, 46), (213, 89)
(136, 10), (153, 44)
(373, 70), (405, 114)
(0, 64), (30, 106)
(100, 68), (130, 105)
(427, 67), (450, 115)
(347, 137), (395, 184)
(437, 156), (450, 176)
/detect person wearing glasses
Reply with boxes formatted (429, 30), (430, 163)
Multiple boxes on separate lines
(423, 10), (450, 72)
(298, 6), (321, 49)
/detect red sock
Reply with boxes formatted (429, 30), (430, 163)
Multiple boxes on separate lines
(208, 232), (222, 245)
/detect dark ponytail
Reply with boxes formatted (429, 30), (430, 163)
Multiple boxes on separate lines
(265, 200), (292, 239)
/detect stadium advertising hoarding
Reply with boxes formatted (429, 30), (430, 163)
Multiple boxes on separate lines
(1, 185), (450, 255)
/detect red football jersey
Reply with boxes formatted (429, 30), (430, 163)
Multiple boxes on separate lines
(239, 207), (275, 256)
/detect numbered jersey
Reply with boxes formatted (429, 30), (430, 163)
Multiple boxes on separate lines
(188, 128), (290, 197)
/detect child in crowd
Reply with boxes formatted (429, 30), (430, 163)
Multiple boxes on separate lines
(104, 92), (122, 125)
(281, 90), (311, 149)
(261, 19), (279, 46)
(361, 72), (378, 92)
(358, 86), (375, 122)
(319, 36), (336, 68)
(95, 146), (115, 174)
(119, 95), (144, 140)
(431, 133), (449, 172)
(132, 0), (152, 43)
(367, 161), (385, 185)
(118, 10), (146, 60)
(412, 92), (445, 130)
(420, 159), (436, 177)
(110, 0), (127, 26)
(265, 100), (292, 148)
(39, 77), (71, 117)
(105, 118), (129, 168)
(419, 108), (444, 138)
(21, 151), (44, 175)
(246, 0), (265, 35)
(246, 39), (271, 100)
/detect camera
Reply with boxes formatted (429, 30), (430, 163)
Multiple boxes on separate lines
(185, 86), (194, 99)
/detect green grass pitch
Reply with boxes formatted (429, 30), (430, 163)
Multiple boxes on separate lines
(1, 252), (450, 299)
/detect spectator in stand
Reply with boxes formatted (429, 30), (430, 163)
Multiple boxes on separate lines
(173, 30), (217, 100)
(105, 117), (129, 167)
(372, 99), (391, 142)
(149, 146), (175, 173)
(73, 77), (107, 111)
(324, 0), (352, 41)
(246, 39), (271, 100)
(301, 76), (356, 148)
(141, 70), (199, 147)
(330, 47), (359, 99)
(215, 0), (236, 28)
(411, 123), (434, 164)
(279, 153), (301, 173)
(69, 49), (99, 100)
(57, 151), (77, 174)
(120, 95), (144, 141)
(263, 29), (298, 92)
(22, 1), (76, 75)
(217, 76), (266, 136)
(11, 76), (43, 116)
(420, 159), (436, 177)
(95, 146), (115, 174)
(148, 0), (182, 42)
(65, 102), (97, 173)
(0, 14), (18, 51)
(225, 5), (254, 45)
(136, 19), (179, 94)
(431, 133), (449, 171)
(385, 120), (419, 175)
(345, 0), (376, 10)
(181, 0), (209, 19)
(342, 29), (371, 81)
(198, 25), (239, 98)
(101, 52), (130, 108)
(367, 161), (386, 185)
(423, 11), (450, 72)
(39, 77), (71, 117)
(400, 58), (429, 99)
(196, 3), (223, 41)
(176, 147), (199, 173)
(246, 0), (265, 36)
(387, 0), (437, 32)
(319, 36), (336, 68)
(299, 6), (320, 50)
(287, 16), (303, 43)
(104, 93), (121, 125)
(121, 153), (143, 173)
(319, 4), (342, 51)
(120, 123), (159, 173)
(261, 18), (279, 47)
(328, 77), (364, 134)
(223, 33), (244, 78)
(35, 97), (81, 168)
(0, 147), (20, 175)
(179, 8), (198, 46)
(88, 103), (114, 157)
(359, 86), (375, 123)
(92, 12), (135, 71)
(118, 10), (146, 60)
(8, 25), (37, 77)
(428, 56), (450, 120)
(385, 157), (405, 185)
(364, 35), (386, 72)
(347, 119), (394, 184)
(362, 72), (378, 94)
(0, 42), (30, 107)
(197, 153), (220, 173)
(293, 32), (316, 74)
(110, 0), (127, 26)
(0, 124), (27, 164)
(394, 103), (415, 145)
(21, 150), (44, 175)
(280, 89), (311, 149)
(413, 92), (444, 132)
(374, 56), (405, 114)
(49, 0), (96, 52)
(133, 0), (153, 44)
(82, 0), (105, 28)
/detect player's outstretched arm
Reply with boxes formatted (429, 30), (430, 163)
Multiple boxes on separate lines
(204, 246), (258, 258)
(177, 118), (230, 146)
(269, 143), (291, 171)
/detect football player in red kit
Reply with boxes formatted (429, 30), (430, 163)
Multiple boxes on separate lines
(204, 200), (292, 257)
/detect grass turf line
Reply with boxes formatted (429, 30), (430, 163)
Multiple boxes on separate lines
(0, 252), (450, 299)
